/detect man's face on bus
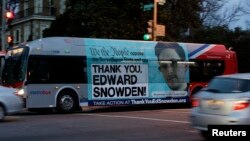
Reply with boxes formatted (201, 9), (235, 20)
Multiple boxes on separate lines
(158, 48), (187, 90)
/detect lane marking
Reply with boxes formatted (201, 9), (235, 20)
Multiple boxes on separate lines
(161, 110), (190, 114)
(78, 113), (190, 124)
(186, 130), (199, 133)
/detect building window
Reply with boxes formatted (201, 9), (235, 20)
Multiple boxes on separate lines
(49, 0), (54, 6)
(24, 25), (30, 42)
(24, 0), (29, 16)
(60, 0), (66, 14)
(49, 0), (55, 16)
(35, 0), (43, 14)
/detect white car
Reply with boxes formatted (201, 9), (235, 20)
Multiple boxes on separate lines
(190, 73), (250, 139)
(0, 86), (24, 121)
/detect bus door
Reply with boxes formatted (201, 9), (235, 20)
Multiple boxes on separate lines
(26, 55), (88, 108)
(26, 56), (58, 108)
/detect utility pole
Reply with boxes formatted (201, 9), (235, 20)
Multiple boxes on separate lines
(153, 0), (157, 41)
(1, 0), (6, 51)
(143, 0), (165, 41)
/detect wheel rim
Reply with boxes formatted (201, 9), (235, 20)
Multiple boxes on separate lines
(0, 106), (4, 120)
(59, 95), (74, 111)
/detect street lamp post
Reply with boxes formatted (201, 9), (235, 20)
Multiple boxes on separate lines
(143, 0), (165, 41)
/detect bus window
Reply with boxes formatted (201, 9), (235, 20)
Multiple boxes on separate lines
(27, 56), (87, 84)
(49, 56), (87, 83)
(190, 60), (225, 82)
(28, 58), (49, 83)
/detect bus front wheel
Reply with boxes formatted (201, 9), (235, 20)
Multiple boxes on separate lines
(56, 91), (76, 113)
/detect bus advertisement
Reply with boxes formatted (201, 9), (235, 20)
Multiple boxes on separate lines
(1, 37), (237, 113)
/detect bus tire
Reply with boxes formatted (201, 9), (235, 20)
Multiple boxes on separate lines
(56, 90), (76, 113)
(0, 104), (6, 121)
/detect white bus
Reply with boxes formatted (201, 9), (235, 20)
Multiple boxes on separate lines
(1, 37), (236, 113)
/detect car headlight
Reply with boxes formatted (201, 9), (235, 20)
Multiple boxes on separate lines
(15, 89), (25, 96)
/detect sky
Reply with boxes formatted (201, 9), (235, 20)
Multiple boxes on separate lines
(225, 0), (249, 30)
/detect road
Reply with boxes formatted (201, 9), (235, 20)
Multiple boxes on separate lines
(0, 105), (204, 141)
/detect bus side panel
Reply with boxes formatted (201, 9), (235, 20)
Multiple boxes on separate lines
(84, 39), (189, 106)
(27, 84), (58, 108)
(224, 52), (238, 74)
(27, 84), (88, 108)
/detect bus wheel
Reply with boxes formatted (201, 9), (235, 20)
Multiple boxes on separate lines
(56, 91), (76, 113)
(0, 104), (6, 121)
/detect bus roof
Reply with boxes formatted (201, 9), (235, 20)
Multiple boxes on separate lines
(17, 37), (231, 59)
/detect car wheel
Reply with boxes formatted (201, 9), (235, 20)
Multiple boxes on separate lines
(56, 91), (76, 113)
(0, 105), (6, 121)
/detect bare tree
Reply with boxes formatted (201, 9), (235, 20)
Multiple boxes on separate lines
(200, 0), (245, 28)
(242, 0), (250, 29)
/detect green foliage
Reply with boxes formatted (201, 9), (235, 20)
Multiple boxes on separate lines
(43, 0), (250, 72)
(44, 0), (146, 40)
(190, 26), (250, 73)
(231, 30), (250, 73)
(189, 26), (233, 46)
(43, 0), (201, 41)
(158, 0), (202, 41)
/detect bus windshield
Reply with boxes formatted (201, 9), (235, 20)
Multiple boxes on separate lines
(1, 47), (29, 87)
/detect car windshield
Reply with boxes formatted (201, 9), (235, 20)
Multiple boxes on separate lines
(205, 77), (250, 93)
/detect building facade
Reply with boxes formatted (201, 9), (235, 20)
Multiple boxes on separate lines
(1, 0), (66, 50)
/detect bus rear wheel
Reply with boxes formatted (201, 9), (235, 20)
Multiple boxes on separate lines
(56, 91), (76, 113)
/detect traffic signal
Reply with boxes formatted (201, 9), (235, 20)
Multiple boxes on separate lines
(7, 35), (14, 46)
(143, 20), (153, 40)
(5, 10), (14, 27)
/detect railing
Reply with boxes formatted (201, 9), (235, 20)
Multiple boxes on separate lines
(14, 7), (57, 20)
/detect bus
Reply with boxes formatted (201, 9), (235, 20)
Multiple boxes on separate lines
(1, 37), (237, 113)
(187, 43), (238, 95)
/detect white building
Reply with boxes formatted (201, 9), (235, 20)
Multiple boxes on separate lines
(1, 0), (66, 49)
